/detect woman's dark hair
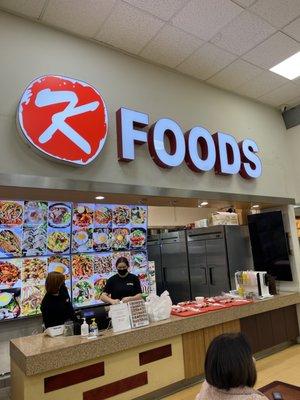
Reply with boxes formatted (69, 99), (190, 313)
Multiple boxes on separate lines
(116, 257), (130, 268)
(45, 272), (65, 295)
(205, 333), (257, 391)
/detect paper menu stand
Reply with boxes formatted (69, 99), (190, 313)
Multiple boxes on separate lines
(109, 303), (131, 333)
(128, 300), (150, 329)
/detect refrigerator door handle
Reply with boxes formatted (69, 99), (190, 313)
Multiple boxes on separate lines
(209, 266), (213, 285)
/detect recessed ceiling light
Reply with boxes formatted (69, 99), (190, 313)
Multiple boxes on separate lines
(252, 204), (260, 208)
(270, 51), (300, 80)
(95, 195), (105, 200)
(198, 201), (209, 207)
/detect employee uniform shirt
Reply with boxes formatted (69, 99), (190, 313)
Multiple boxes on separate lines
(103, 273), (142, 300)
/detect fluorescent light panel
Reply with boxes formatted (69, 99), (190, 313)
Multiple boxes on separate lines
(270, 51), (300, 80)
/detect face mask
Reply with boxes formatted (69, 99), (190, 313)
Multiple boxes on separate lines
(117, 269), (128, 277)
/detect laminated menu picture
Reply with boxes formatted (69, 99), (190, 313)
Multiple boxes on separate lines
(0, 289), (21, 320)
(47, 227), (70, 255)
(93, 253), (113, 275)
(0, 228), (22, 258)
(48, 202), (71, 228)
(24, 201), (47, 227)
(130, 252), (147, 273)
(21, 257), (47, 286)
(0, 258), (21, 289)
(72, 278), (94, 307)
(47, 255), (70, 280)
(21, 285), (45, 316)
(72, 254), (94, 279)
(73, 203), (94, 228)
(112, 228), (130, 251)
(72, 227), (93, 253)
(93, 228), (112, 252)
(130, 228), (146, 250)
(93, 275), (107, 303)
(0, 201), (24, 227)
(22, 224), (47, 256)
(130, 206), (147, 226)
(112, 205), (130, 227)
(94, 205), (112, 227)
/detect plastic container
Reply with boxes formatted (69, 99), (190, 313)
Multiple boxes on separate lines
(81, 318), (89, 337)
(63, 321), (74, 336)
(89, 318), (99, 337)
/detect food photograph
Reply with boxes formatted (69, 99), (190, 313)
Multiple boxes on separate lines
(138, 272), (150, 294)
(0, 290), (21, 320)
(21, 285), (45, 316)
(0, 228), (22, 258)
(0, 259), (21, 289)
(130, 228), (146, 249)
(24, 201), (47, 227)
(72, 228), (93, 253)
(93, 228), (112, 252)
(73, 203), (94, 228)
(131, 252), (148, 271)
(72, 254), (94, 278)
(93, 277), (107, 303)
(48, 202), (71, 228)
(72, 278), (94, 307)
(47, 255), (70, 280)
(112, 205), (130, 226)
(22, 225), (47, 256)
(93, 254), (112, 274)
(21, 257), (47, 286)
(0, 201), (23, 227)
(94, 205), (112, 227)
(47, 229), (70, 254)
(130, 206), (147, 226)
(112, 228), (130, 251)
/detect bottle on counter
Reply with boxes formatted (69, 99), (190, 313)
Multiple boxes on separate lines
(90, 318), (99, 337)
(81, 318), (89, 337)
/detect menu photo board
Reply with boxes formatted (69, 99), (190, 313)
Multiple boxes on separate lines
(0, 200), (149, 321)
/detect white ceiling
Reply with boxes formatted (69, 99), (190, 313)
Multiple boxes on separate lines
(0, 0), (299, 109)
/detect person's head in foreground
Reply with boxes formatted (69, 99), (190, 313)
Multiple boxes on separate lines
(196, 333), (268, 400)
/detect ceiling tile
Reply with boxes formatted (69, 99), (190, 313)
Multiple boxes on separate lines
(95, 2), (164, 54)
(207, 60), (263, 90)
(258, 82), (300, 106)
(233, 70), (288, 98)
(0, 0), (45, 19)
(171, 0), (243, 41)
(283, 17), (300, 42)
(177, 43), (237, 80)
(123, 0), (187, 21)
(242, 32), (300, 69)
(211, 11), (275, 55)
(231, 0), (256, 7)
(42, 0), (116, 37)
(140, 25), (203, 68)
(250, 0), (300, 28)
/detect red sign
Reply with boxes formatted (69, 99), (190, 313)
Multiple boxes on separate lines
(18, 75), (108, 166)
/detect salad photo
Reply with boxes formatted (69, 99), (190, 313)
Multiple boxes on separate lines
(22, 258), (47, 285)
(93, 228), (112, 252)
(131, 206), (147, 225)
(94, 254), (112, 274)
(131, 252), (147, 270)
(0, 290), (21, 320)
(112, 205), (130, 226)
(72, 279), (93, 306)
(21, 285), (45, 316)
(73, 204), (94, 228)
(130, 228), (146, 249)
(0, 201), (23, 227)
(47, 230), (70, 253)
(48, 255), (70, 279)
(48, 203), (71, 228)
(94, 206), (112, 226)
(94, 278), (107, 302)
(72, 254), (93, 278)
(24, 201), (47, 226)
(22, 225), (47, 256)
(0, 229), (22, 257)
(72, 228), (93, 253)
(112, 228), (130, 251)
(0, 260), (21, 288)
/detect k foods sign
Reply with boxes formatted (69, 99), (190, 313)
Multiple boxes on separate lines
(17, 75), (262, 179)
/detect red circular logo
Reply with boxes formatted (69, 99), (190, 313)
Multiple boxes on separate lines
(18, 75), (108, 166)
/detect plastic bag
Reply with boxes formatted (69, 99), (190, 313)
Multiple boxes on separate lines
(145, 291), (172, 322)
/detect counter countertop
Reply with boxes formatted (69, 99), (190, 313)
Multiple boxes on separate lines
(10, 292), (300, 376)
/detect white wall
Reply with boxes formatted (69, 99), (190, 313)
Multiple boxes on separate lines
(148, 206), (214, 227)
(286, 125), (300, 203)
(0, 12), (296, 201)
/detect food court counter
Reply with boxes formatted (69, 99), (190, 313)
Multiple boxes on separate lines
(10, 292), (300, 400)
